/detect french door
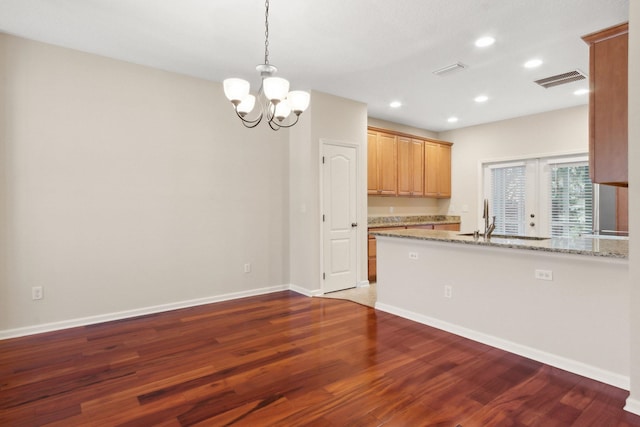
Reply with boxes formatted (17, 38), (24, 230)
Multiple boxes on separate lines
(483, 155), (593, 238)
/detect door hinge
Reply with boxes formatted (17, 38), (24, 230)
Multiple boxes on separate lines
(323, 273), (325, 280)
(322, 214), (325, 222)
(322, 156), (325, 164)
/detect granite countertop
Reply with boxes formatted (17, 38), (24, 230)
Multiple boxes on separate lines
(369, 228), (628, 259)
(368, 215), (461, 229)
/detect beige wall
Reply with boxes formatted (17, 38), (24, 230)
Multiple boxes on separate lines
(289, 91), (368, 294)
(627, 0), (640, 414)
(438, 105), (588, 232)
(367, 196), (440, 216)
(0, 34), (291, 333)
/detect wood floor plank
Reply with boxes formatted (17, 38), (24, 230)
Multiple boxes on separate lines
(1, 291), (638, 426)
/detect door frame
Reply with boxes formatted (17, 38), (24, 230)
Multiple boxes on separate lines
(319, 139), (367, 294)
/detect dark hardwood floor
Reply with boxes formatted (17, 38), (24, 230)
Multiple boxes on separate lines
(1, 291), (638, 426)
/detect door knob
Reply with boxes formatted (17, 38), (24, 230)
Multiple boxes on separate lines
(530, 213), (535, 218)
(351, 223), (358, 227)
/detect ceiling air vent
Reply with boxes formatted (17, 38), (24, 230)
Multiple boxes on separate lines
(534, 69), (587, 88)
(433, 62), (466, 76)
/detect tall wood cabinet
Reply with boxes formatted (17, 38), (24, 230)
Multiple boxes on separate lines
(367, 131), (397, 195)
(397, 137), (424, 196)
(582, 22), (628, 186)
(424, 142), (451, 198)
(367, 127), (452, 198)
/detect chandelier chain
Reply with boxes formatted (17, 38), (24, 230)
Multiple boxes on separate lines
(264, 0), (270, 65)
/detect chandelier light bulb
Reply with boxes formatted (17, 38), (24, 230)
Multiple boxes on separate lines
(236, 94), (256, 116)
(274, 99), (292, 121)
(287, 91), (310, 114)
(223, 78), (250, 104)
(263, 77), (290, 103)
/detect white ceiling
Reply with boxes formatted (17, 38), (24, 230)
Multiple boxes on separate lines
(0, 0), (630, 132)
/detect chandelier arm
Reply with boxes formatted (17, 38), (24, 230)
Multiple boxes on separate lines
(234, 109), (263, 128)
(267, 113), (300, 130)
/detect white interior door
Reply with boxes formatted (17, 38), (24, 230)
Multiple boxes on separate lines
(322, 143), (358, 293)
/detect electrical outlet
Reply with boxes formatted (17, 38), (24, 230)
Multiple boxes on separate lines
(444, 285), (453, 298)
(534, 269), (553, 281)
(244, 263), (251, 273)
(32, 286), (43, 300)
(409, 252), (418, 260)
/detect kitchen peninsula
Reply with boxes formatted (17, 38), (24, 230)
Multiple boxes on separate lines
(372, 228), (630, 389)
(367, 215), (461, 282)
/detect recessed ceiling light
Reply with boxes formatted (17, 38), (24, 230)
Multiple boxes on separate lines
(524, 59), (543, 68)
(574, 88), (589, 95)
(389, 101), (402, 108)
(474, 95), (489, 103)
(475, 36), (495, 48)
(447, 117), (459, 123)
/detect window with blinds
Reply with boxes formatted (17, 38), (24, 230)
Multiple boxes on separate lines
(491, 165), (526, 235)
(549, 162), (593, 237)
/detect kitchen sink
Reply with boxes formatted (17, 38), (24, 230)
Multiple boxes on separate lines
(458, 233), (550, 241)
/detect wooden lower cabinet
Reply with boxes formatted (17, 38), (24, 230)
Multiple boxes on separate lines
(433, 223), (459, 231)
(368, 223), (460, 282)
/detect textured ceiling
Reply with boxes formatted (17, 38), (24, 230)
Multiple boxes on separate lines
(0, 0), (630, 131)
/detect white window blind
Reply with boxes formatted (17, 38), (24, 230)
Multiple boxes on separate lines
(549, 162), (593, 237)
(491, 165), (526, 235)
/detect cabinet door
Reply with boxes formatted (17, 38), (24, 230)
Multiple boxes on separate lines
(433, 223), (460, 231)
(397, 137), (412, 196)
(437, 144), (452, 198)
(425, 142), (451, 198)
(367, 131), (378, 194)
(424, 142), (439, 197)
(377, 133), (397, 195)
(583, 23), (628, 185)
(410, 139), (424, 196)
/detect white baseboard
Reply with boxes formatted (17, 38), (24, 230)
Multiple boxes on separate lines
(375, 302), (630, 390)
(357, 280), (370, 288)
(289, 284), (323, 297)
(0, 285), (296, 340)
(625, 397), (640, 415)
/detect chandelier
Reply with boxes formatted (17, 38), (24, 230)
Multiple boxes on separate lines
(222, 0), (310, 130)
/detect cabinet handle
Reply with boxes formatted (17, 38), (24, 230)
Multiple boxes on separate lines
(351, 223), (358, 228)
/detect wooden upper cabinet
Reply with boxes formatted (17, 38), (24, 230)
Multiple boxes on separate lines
(582, 23), (628, 186)
(424, 142), (439, 197)
(367, 131), (378, 194)
(397, 137), (424, 196)
(377, 132), (398, 195)
(438, 143), (451, 198)
(410, 139), (425, 196)
(367, 130), (397, 195)
(397, 137), (412, 196)
(424, 142), (451, 198)
(367, 126), (451, 198)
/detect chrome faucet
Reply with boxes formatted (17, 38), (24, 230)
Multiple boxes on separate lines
(483, 199), (496, 239)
